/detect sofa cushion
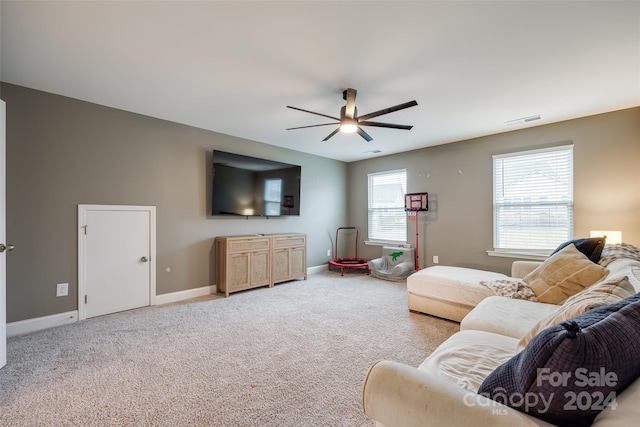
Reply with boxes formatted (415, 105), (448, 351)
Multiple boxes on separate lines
(524, 243), (608, 304)
(418, 330), (518, 393)
(478, 292), (640, 427)
(461, 296), (558, 339)
(592, 376), (640, 427)
(552, 236), (606, 263)
(518, 276), (635, 348)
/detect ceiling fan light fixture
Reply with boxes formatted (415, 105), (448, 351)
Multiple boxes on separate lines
(340, 119), (358, 134)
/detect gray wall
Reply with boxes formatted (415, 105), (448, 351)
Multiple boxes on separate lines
(348, 107), (640, 274)
(1, 83), (347, 322)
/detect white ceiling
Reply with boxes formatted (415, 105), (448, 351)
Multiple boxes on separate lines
(1, 1), (639, 162)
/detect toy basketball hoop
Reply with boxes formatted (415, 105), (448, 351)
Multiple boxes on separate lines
(404, 193), (428, 270)
(404, 193), (428, 212)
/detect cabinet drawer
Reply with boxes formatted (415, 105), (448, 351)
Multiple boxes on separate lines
(228, 238), (270, 252)
(273, 235), (306, 248)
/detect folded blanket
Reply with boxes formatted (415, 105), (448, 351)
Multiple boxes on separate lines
(598, 243), (640, 267)
(480, 278), (538, 301)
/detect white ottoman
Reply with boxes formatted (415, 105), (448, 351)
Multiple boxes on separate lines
(407, 266), (508, 322)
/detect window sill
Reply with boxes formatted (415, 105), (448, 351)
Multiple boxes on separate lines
(486, 250), (550, 261)
(364, 240), (410, 247)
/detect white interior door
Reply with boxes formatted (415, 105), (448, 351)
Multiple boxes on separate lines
(78, 205), (156, 320)
(1, 101), (7, 369)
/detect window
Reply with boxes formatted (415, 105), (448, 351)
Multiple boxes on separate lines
(368, 169), (407, 242)
(493, 145), (573, 252)
(264, 179), (282, 216)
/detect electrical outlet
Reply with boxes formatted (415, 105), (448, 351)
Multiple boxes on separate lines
(56, 283), (69, 297)
(432, 256), (439, 264)
(327, 249), (331, 257)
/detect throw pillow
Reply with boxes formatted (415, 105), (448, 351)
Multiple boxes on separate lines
(524, 244), (608, 304)
(518, 276), (635, 349)
(478, 292), (640, 427)
(551, 236), (606, 263)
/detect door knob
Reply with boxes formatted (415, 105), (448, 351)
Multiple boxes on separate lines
(0, 244), (15, 253)
(140, 256), (149, 263)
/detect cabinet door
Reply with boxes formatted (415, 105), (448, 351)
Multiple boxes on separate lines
(251, 250), (271, 286)
(229, 252), (251, 290)
(273, 248), (291, 282)
(291, 247), (306, 278)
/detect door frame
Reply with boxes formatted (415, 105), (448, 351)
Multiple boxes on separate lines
(1, 100), (6, 369)
(78, 204), (156, 321)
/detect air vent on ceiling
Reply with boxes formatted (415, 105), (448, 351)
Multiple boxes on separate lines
(505, 115), (542, 126)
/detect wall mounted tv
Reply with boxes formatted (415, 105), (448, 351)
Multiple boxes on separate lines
(212, 150), (301, 217)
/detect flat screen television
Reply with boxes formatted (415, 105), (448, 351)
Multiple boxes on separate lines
(212, 150), (301, 217)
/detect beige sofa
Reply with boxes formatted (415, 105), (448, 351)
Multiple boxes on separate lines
(363, 244), (640, 427)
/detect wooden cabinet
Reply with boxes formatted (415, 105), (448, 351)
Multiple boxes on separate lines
(215, 233), (306, 297)
(272, 234), (307, 284)
(215, 235), (271, 297)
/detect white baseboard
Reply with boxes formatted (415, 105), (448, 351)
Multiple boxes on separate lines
(307, 264), (328, 275)
(8, 269), (330, 336)
(7, 310), (79, 337)
(6, 285), (218, 336)
(158, 266), (330, 303)
(156, 285), (217, 305)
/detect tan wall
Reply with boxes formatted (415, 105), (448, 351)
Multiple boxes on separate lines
(348, 107), (640, 274)
(1, 83), (348, 322)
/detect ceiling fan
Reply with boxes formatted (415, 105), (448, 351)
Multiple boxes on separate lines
(286, 88), (418, 142)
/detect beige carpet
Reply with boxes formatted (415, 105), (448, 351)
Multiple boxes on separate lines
(0, 270), (459, 426)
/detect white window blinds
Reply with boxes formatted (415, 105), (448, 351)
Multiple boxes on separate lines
(368, 169), (407, 242)
(493, 146), (573, 251)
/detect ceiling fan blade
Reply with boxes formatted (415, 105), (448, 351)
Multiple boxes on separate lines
(286, 123), (338, 130)
(287, 106), (340, 121)
(357, 100), (418, 121)
(358, 121), (413, 130)
(343, 88), (357, 119)
(322, 128), (340, 142)
(357, 127), (373, 142)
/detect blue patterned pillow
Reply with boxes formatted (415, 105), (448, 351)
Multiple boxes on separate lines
(551, 237), (606, 263)
(478, 292), (640, 427)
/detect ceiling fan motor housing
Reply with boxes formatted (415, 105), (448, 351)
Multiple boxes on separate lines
(340, 105), (358, 120)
